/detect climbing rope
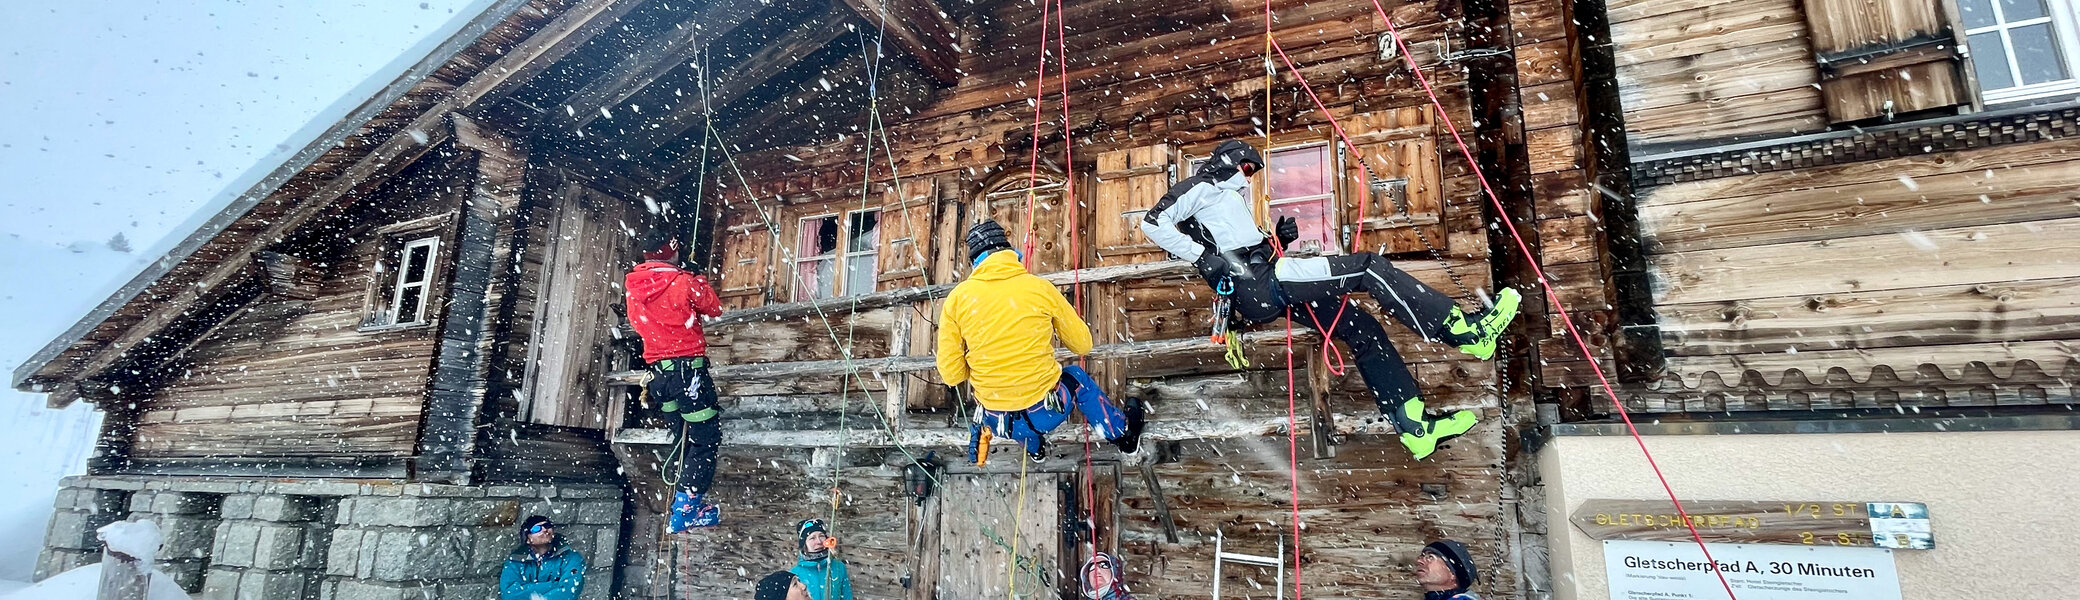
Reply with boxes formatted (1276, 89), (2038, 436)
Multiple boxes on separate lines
(1260, 5), (1741, 597)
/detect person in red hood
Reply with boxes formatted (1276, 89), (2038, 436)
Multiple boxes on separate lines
(625, 228), (725, 532)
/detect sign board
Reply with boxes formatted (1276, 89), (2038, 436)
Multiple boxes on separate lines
(1572, 499), (1932, 549)
(1603, 540), (1901, 600)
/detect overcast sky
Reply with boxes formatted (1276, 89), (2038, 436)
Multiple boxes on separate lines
(0, 0), (482, 250)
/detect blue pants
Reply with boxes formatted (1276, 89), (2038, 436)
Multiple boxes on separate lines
(969, 365), (1128, 460)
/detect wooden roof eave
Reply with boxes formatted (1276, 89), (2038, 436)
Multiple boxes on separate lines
(9, 0), (652, 400)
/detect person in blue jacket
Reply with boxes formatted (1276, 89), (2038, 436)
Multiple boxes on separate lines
(786, 519), (852, 600)
(499, 516), (585, 600)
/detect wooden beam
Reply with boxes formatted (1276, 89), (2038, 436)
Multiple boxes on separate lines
(612, 408), (1397, 447)
(698, 259), (1194, 328)
(656, 58), (869, 183)
(605, 328), (1318, 385)
(552, 0), (772, 132)
(1139, 460), (1180, 543)
(835, 0), (962, 84)
(624, 7), (855, 154)
(454, 0), (657, 109)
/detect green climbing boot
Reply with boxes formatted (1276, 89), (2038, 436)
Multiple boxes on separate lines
(1445, 288), (1522, 361)
(1399, 409), (1478, 461)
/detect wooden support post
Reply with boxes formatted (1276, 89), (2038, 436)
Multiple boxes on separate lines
(1139, 460), (1180, 544)
(1307, 346), (1337, 459)
(95, 525), (154, 600)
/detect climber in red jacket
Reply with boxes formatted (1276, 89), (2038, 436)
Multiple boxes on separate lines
(625, 228), (726, 532)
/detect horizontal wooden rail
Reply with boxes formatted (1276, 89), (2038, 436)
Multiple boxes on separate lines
(604, 328), (1321, 385)
(705, 260), (1195, 327)
(611, 408), (1396, 448)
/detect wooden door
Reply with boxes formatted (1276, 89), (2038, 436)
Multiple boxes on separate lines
(522, 185), (645, 430)
(934, 472), (1066, 600)
(975, 172), (1080, 275)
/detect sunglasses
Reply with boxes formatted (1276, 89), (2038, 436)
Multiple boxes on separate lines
(528, 523), (556, 534)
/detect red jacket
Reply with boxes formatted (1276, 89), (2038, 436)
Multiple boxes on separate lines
(625, 261), (724, 363)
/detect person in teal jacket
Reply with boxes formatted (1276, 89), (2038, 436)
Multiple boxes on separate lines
(499, 516), (585, 600)
(786, 519), (852, 600)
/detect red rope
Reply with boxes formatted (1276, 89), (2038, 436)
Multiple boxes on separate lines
(1264, 8), (1740, 598)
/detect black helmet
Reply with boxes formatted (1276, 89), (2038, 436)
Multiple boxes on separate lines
(964, 219), (1012, 263)
(1199, 139), (1265, 180)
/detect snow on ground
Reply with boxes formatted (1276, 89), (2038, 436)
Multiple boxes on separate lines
(0, 562), (192, 600)
(0, 236), (138, 583)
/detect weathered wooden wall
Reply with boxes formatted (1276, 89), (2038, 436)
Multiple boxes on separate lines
(1622, 135), (2080, 412)
(130, 154), (469, 474)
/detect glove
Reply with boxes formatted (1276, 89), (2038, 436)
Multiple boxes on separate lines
(1275, 216), (1299, 250)
(1192, 249), (1233, 280)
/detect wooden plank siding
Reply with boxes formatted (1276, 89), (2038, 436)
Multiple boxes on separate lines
(134, 156), (470, 463)
(1608, 0), (1830, 148)
(1625, 137), (2080, 413)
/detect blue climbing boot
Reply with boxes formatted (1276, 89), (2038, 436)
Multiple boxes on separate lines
(1445, 288), (1522, 360)
(667, 491), (720, 533)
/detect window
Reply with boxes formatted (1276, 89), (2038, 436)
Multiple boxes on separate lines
(843, 210), (879, 296)
(1961, 0), (2080, 102)
(363, 235), (441, 329)
(1264, 144), (1337, 254)
(1190, 142), (1340, 254)
(794, 209), (880, 301)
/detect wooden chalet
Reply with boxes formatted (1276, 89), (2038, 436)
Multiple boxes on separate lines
(17, 0), (2080, 596)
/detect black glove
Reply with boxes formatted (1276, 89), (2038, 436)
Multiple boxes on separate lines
(1274, 216), (1299, 250)
(1193, 249), (1233, 280)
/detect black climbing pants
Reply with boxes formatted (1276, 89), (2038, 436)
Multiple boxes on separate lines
(650, 357), (721, 495)
(1268, 253), (1474, 433)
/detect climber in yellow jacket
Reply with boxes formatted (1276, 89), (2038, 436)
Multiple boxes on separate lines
(937, 220), (1146, 464)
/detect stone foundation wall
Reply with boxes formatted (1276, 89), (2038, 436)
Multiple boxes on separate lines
(37, 476), (625, 600)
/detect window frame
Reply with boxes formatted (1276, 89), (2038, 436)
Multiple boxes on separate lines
(358, 213), (453, 332)
(1964, 0), (2080, 104)
(841, 208), (880, 297)
(385, 236), (441, 326)
(1187, 139), (1345, 255)
(791, 207), (882, 302)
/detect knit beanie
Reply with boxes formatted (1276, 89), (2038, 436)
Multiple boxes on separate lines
(1424, 539), (1478, 590)
(755, 571), (798, 600)
(797, 518), (830, 559)
(964, 219), (1012, 264)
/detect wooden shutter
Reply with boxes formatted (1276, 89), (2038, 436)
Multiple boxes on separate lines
(1092, 144), (1181, 267)
(1343, 107), (1448, 255)
(714, 204), (773, 309)
(1802, 0), (1968, 122)
(879, 178), (938, 288)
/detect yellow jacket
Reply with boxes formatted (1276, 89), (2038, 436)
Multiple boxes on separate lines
(936, 250), (1093, 411)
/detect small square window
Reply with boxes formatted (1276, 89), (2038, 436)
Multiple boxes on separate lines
(362, 235), (442, 329)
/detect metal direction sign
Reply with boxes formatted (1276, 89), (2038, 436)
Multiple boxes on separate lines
(1603, 540), (1902, 600)
(1572, 499), (1932, 549)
